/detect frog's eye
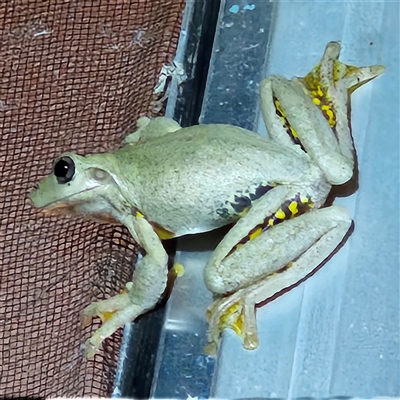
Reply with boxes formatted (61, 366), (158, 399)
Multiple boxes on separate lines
(53, 156), (75, 184)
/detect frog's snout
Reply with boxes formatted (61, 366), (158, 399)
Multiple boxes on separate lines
(28, 179), (51, 208)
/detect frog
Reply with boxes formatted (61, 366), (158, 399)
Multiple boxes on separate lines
(29, 42), (384, 358)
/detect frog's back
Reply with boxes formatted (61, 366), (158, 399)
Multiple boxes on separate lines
(124, 123), (307, 179)
(118, 124), (313, 236)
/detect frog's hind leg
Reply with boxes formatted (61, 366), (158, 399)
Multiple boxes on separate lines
(204, 189), (352, 354)
(260, 42), (384, 187)
(123, 116), (181, 145)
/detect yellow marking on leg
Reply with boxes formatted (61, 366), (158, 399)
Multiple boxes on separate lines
(312, 97), (321, 106)
(249, 227), (262, 241)
(301, 197), (314, 208)
(238, 207), (250, 217)
(268, 218), (275, 227)
(98, 311), (115, 323)
(231, 312), (244, 336)
(225, 194), (314, 260)
(275, 208), (286, 219)
(97, 287), (128, 323)
(219, 301), (244, 336)
(288, 201), (299, 216)
(304, 79), (337, 129)
(289, 126), (299, 139)
(321, 105), (336, 127)
(274, 98), (285, 116)
(152, 223), (176, 240)
(275, 98), (301, 143)
(135, 209), (176, 239)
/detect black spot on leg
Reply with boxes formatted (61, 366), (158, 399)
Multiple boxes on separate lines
(224, 193), (314, 259)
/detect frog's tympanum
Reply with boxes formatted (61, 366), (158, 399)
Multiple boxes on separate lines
(29, 42), (384, 358)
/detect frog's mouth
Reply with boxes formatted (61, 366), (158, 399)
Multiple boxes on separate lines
(29, 177), (121, 225)
(34, 199), (120, 225)
(29, 183), (99, 214)
(41, 202), (75, 215)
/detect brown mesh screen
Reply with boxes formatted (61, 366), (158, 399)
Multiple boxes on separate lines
(0, 0), (185, 397)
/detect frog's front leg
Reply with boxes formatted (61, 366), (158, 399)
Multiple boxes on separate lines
(203, 186), (352, 354)
(83, 212), (168, 358)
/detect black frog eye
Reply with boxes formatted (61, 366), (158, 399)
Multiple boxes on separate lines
(53, 156), (75, 184)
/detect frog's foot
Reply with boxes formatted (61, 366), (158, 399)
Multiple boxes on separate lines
(82, 282), (142, 359)
(82, 289), (130, 326)
(204, 193), (353, 355)
(204, 288), (258, 355)
(84, 303), (145, 359)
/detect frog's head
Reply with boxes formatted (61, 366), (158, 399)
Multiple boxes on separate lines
(29, 152), (129, 224)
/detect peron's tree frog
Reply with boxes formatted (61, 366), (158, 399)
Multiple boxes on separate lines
(29, 42), (384, 358)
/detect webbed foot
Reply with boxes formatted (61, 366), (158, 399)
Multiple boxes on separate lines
(204, 288), (259, 355)
(82, 283), (139, 359)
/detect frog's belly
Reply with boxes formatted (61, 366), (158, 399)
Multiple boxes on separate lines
(150, 206), (239, 238)
(141, 179), (273, 238)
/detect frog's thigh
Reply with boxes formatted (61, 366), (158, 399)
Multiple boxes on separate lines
(261, 76), (354, 186)
(205, 205), (352, 295)
(204, 185), (302, 292)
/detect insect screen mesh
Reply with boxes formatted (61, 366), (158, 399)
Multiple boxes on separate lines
(0, 0), (185, 396)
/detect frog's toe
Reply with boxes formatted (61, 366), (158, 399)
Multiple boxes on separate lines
(203, 336), (218, 356)
(243, 328), (259, 350)
(82, 302), (99, 318)
(81, 311), (95, 328)
(84, 337), (100, 359)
